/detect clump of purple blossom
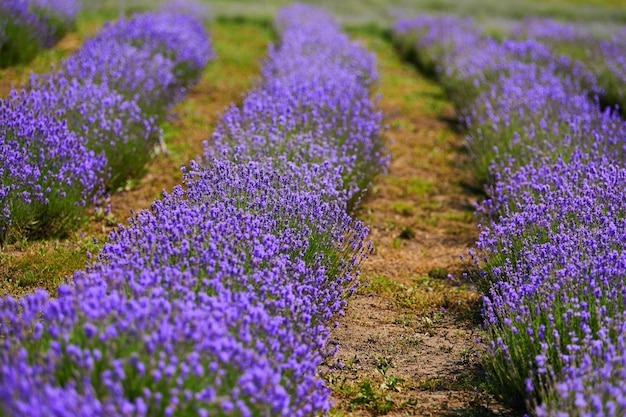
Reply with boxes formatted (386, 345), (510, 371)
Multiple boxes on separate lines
(394, 16), (606, 182)
(1, 158), (369, 415)
(62, 11), (213, 121)
(511, 17), (626, 118)
(0, 91), (106, 242)
(0, 8), (212, 241)
(24, 74), (161, 189)
(209, 3), (387, 208)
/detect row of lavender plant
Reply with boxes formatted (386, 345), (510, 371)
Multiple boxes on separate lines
(0, 0), (79, 67)
(394, 16), (626, 416)
(209, 5), (386, 208)
(0, 6), (213, 243)
(0, 3), (386, 415)
(510, 18), (626, 117)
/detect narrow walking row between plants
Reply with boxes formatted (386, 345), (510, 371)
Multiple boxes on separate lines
(326, 29), (517, 417)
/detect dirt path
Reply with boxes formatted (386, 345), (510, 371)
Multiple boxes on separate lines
(324, 31), (522, 417)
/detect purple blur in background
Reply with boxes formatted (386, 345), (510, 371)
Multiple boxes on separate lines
(0, 7), (213, 241)
(0, 0), (79, 67)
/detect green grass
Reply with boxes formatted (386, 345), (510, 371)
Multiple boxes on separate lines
(326, 367), (407, 416)
(209, 0), (626, 25)
(363, 274), (479, 319)
(390, 201), (415, 216)
(0, 13), (106, 91)
(0, 237), (102, 291)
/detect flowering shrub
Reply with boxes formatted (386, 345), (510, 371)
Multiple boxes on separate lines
(395, 15), (626, 416)
(24, 74), (160, 189)
(62, 11), (213, 122)
(0, 0), (79, 67)
(0, 4), (385, 415)
(0, 158), (370, 416)
(394, 16), (607, 183)
(0, 91), (106, 242)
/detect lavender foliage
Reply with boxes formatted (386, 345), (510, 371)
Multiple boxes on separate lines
(512, 17), (626, 116)
(395, 15), (626, 415)
(0, 91), (106, 241)
(0, 4), (385, 415)
(62, 11), (213, 120)
(24, 74), (161, 189)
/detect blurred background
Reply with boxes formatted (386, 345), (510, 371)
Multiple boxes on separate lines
(80, 0), (626, 27)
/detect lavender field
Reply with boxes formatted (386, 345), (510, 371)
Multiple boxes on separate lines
(1, 0), (626, 416)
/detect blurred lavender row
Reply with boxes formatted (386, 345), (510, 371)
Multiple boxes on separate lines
(0, 3), (386, 416)
(0, 0), (79, 67)
(394, 16), (626, 416)
(0, 7), (213, 242)
(511, 18), (626, 118)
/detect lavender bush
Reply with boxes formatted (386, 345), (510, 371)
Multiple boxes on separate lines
(0, 158), (369, 416)
(478, 153), (626, 409)
(0, 91), (106, 242)
(24, 74), (161, 189)
(395, 15), (626, 415)
(62, 11), (213, 122)
(0, 7), (212, 240)
(394, 16), (608, 183)
(0, 4), (385, 415)
(0, 0), (79, 67)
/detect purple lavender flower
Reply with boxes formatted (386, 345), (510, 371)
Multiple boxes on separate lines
(0, 7), (212, 238)
(25, 73), (160, 190)
(62, 12), (213, 121)
(0, 91), (106, 241)
(511, 18), (626, 121)
(209, 4), (387, 207)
